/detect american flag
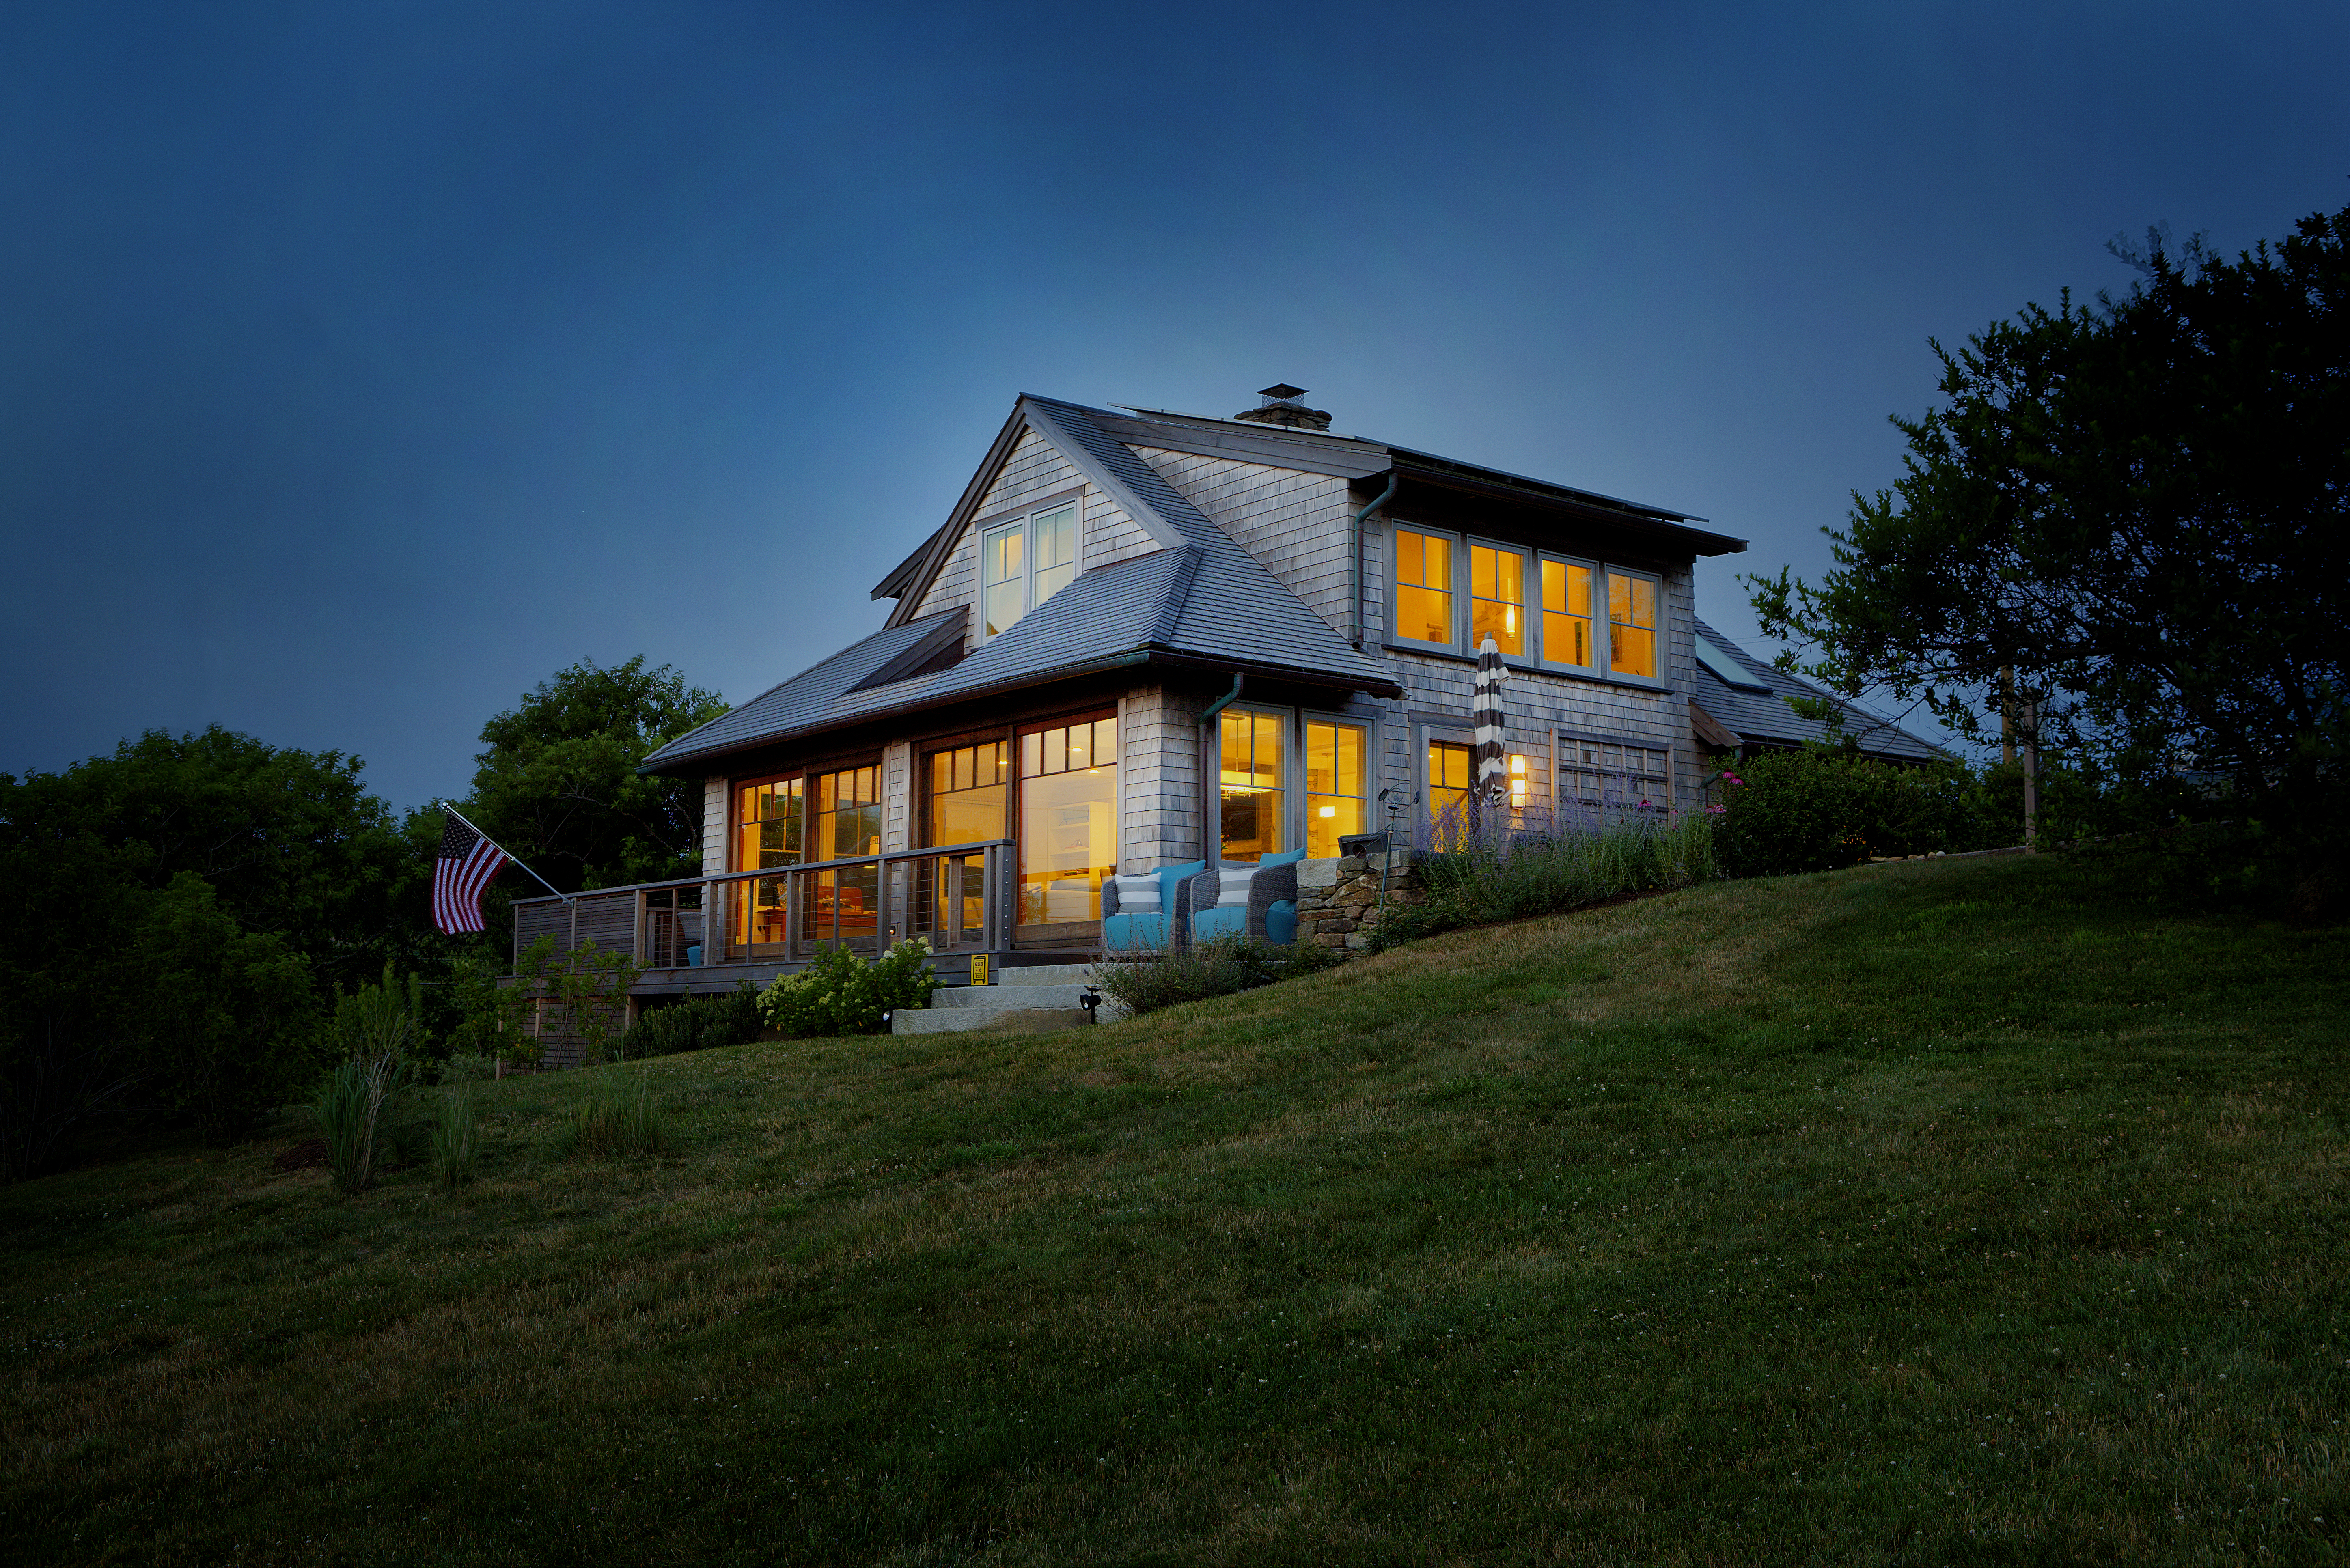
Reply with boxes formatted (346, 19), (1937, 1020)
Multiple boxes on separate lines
(432, 810), (511, 936)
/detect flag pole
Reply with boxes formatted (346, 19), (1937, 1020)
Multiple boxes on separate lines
(440, 801), (572, 901)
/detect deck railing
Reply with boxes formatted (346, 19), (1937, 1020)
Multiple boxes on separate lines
(511, 838), (1018, 973)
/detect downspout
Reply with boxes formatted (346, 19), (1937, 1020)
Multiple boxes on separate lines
(1197, 672), (1245, 866)
(1350, 472), (1399, 648)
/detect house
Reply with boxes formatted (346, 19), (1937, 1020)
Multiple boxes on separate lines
(513, 386), (1763, 1010)
(1689, 618), (1943, 764)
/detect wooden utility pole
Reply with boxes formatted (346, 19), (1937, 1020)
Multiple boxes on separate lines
(2000, 667), (2016, 767)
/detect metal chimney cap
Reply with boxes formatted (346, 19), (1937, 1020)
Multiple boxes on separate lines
(1257, 383), (1309, 405)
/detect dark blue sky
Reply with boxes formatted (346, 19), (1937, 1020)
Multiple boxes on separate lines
(4, 1), (2343, 809)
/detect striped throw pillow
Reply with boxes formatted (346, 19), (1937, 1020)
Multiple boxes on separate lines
(1216, 866), (1257, 907)
(1110, 874), (1160, 913)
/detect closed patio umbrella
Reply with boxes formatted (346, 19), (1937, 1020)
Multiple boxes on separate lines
(1473, 635), (1508, 838)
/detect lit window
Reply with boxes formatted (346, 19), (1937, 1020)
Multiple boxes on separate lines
(1305, 718), (1369, 858)
(733, 777), (804, 954)
(981, 500), (1080, 639)
(1427, 739), (1474, 848)
(1541, 559), (1596, 669)
(1220, 708), (1287, 862)
(1394, 528), (1455, 645)
(1018, 716), (1116, 925)
(1608, 572), (1659, 678)
(926, 741), (1008, 848)
(1470, 544), (1527, 656)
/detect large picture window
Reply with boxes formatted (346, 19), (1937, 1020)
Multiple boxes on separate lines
(1219, 707), (1288, 862)
(1018, 715), (1117, 927)
(981, 499), (1080, 639)
(803, 765), (882, 947)
(1305, 717), (1369, 858)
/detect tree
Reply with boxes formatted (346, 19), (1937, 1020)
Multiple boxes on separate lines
(464, 657), (729, 894)
(0, 726), (412, 991)
(1749, 201), (2349, 895)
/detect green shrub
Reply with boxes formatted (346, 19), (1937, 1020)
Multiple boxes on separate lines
(1712, 752), (1994, 877)
(619, 983), (763, 1059)
(757, 940), (936, 1038)
(438, 1052), (499, 1083)
(1095, 937), (1342, 1018)
(137, 873), (324, 1144)
(430, 1089), (478, 1189)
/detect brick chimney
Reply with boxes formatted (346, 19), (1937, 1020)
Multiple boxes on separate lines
(1232, 383), (1332, 431)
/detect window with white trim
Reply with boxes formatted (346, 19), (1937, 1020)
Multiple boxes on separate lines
(1606, 568), (1661, 679)
(980, 499), (1080, 639)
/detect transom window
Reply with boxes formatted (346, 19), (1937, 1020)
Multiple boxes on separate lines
(981, 500), (1079, 639)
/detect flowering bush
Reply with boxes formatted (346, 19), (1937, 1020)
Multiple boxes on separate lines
(757, 939), (936, 1038)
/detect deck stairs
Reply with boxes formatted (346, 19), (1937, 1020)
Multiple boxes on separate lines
(891, 962), (1122, 1035)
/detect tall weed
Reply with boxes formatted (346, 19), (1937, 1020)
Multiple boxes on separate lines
(1095, 937), (1342, 1018)
(431, 1088), (479, 1189)
(314, 1053), (403, 1195)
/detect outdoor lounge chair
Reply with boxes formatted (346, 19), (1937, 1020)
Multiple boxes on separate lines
(1100, 858), (1206, 951)
(1186, 847), (1306, 947)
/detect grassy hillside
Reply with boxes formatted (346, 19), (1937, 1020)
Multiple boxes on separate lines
(4, 855), (2345, 1564)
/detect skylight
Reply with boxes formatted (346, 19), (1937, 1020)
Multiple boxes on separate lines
(1695, 633), (1770, 692)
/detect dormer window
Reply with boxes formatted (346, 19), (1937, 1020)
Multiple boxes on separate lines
(981, 500), (1079, 639)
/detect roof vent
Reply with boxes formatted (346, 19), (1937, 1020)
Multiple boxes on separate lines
(1232, 383), (1332, 431)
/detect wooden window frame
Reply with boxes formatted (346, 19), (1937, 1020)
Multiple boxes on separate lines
(1534, 551), (1602, 676)
(1386, 520), (1463, 655)
(1302, 709), (1375, 859)
(976, 487), (1087, 642)
(1600, 565), (1669, 689)
(1465, 536), (1535, 666)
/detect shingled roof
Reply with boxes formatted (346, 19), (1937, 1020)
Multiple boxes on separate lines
(1691, 618), (1942, 762)
(640, 396), (1400, 775)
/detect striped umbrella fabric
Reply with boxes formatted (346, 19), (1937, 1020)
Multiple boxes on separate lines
(432, 810), (511, 936)
(1473, 635), (1509, 831)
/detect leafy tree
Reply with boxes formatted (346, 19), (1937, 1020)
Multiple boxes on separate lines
(464, 657), (729, 895)
(1750, 202), (2348, 898)
(0, 726), (412, 990)
(135, 875), (323, 1143)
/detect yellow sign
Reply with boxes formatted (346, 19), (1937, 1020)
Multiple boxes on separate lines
(969, 954), (990, 986)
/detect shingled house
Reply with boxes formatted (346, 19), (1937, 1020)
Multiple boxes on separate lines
(514, 387), (1784, 1004)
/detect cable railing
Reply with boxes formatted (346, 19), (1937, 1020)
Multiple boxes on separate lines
(510, 838), (1018, 972)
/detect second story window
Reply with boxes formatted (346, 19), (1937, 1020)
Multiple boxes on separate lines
(1470, 543), (1527, 656)
(1393, 527), (1455, 646)
(1607, 571), (1659, 678)
(981, 500), (1080, 639)
(1541, 559), (1596, 669)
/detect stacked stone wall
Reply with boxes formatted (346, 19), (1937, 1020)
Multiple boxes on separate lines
(1294, 850), (1427, 950)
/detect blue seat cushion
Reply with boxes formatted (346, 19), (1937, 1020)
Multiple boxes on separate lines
(1101, 911), (1173, 952)
(1266, 899), (1298, 947)
(1190, 904), (1248, 943)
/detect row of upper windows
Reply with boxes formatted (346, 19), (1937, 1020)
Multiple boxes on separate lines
(1393, 526), (1663, 680)
(966, 494), (1669, 685)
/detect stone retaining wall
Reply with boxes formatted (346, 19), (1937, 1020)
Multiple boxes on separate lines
(1294, 850), (1427, 950)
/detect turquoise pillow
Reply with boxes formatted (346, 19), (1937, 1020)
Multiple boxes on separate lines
(1154, 858), (1207, 913)
(1260, 847), (1308, 868)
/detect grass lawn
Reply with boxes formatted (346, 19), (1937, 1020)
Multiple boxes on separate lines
(4, 854), (2346, 1564)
